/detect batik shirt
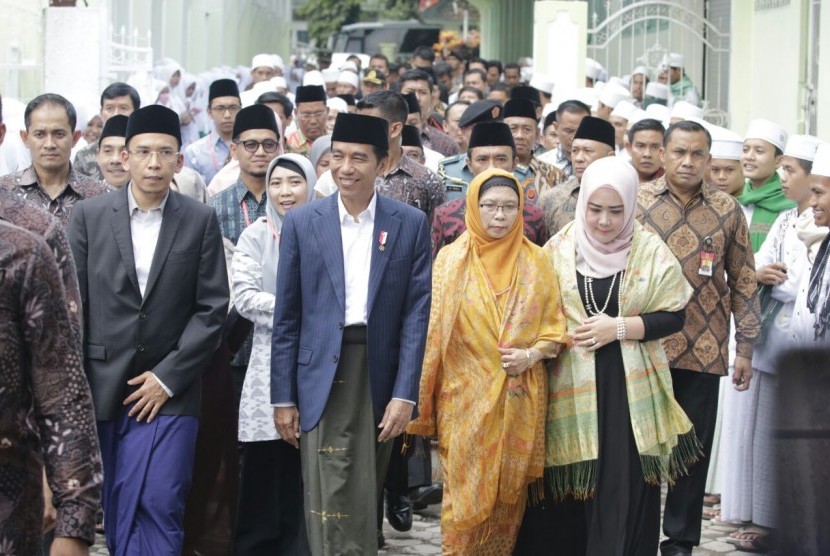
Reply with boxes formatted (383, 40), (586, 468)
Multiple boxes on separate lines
(375, 155), (446, 224)
(72, 140), (103, 180)
(538, 176), (580, 236)
(637, 176), (760, 375)
(423, 126), (460, 158)
(0, 221), (102, 554)
(0, 165), (107, 228)
(431, 197), (549, 258)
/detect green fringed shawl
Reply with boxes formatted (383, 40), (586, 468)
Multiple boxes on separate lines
(739, 174), (796, 252)
(543, 222), (702, 500)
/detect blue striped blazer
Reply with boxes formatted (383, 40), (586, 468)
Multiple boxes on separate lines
(271, 193), (432, 432)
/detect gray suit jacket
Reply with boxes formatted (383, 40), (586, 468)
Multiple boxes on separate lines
(68, 186), (229, 420)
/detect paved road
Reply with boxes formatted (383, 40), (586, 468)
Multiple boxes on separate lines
(91, 489), (762, 555)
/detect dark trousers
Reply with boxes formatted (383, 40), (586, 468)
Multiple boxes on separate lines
(661, 369), (721, 552)
(235, 440), (310, 556)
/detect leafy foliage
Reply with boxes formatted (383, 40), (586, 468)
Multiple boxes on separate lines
(299, 0), (421, 49)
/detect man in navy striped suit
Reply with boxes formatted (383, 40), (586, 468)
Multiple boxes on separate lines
(271, 112), (432, 555)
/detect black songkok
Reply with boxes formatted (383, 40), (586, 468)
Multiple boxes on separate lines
(99, 114), (128, 142)
(232, 104), (279, 139)
(401, 125), (423, 148)
(574, 116), (616, 150)
(126, 104), (181, 147)
(402, 93), (420, 115)
(468, 122), (516, 150)
(332, 113), (389, 151)
(510, 85), (541, 106)
(209, 78), (240, 102)
(295, 85), (327, 104)
(503, 99), (538, 122)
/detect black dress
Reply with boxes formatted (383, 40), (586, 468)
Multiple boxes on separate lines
(514, 271), (684, 556)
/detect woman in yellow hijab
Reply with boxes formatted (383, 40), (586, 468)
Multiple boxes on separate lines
(408, 168), (568, 554)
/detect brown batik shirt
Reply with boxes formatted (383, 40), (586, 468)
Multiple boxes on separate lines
(637, 176), (761, 375)
(538, 176), (580, 236)
(422, 125), (460, 158)
(375, 154), (446, 224)
(0, 221), (102, 553)
(0, 165), (107, 228)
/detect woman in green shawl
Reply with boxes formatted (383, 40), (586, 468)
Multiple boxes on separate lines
(544, 157), (700, 555)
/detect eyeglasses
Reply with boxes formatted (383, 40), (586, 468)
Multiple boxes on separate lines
(479, 203), (519, 215)
(297, 110), (326, 121)
(128, 148), (180, 162)
(235, 139), (280, 153)
(211, 104), (241, 114)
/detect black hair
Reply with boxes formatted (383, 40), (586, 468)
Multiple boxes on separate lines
(466, 58), (487, 70)
(399, 70), (434, 92)
(775, 146), (784, 157)
(458, 86), (484, 101)
(369, 53), (389, 65)
(489, 82), (510, 95)
(556, 99), (591, 119)
(446, 100), (471, 116)
(100, 82), (141, 111)
(663, 120), (712, 149)
(412, 46), (435, 63)
(504, 63), (521, 73)
(256, 92), (294, 118)
(487, 60), (503, 74)
(433, 62), (453, 78)
(464, 68), (488, 83)
(25, 93), (77, 130)
(356, 90), (408, 125)
(797, 158), (813, 174)
(627, 118), (665, 144)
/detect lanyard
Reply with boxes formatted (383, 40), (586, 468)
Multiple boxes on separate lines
(265, 215), (280, 242)
(241, 197), (252, 227)
(209, 132), (223, 172)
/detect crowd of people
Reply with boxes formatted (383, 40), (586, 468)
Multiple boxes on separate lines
(1, 41), (829, 556)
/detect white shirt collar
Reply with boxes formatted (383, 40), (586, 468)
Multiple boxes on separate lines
(128, 182), (170, 213)
(337, 192), (377, 225)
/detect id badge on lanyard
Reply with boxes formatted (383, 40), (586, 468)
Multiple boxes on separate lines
(699, 236), (715, 277)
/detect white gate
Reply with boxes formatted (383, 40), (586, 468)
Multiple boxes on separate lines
(586, 0), (731, 123)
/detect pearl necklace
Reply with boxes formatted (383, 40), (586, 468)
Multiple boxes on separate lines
(584, 271), (624, 317)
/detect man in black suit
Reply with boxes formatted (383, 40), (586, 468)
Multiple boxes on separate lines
(68, 104), (229, 556)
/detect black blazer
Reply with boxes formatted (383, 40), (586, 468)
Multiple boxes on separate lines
(68, 186), (229, 420)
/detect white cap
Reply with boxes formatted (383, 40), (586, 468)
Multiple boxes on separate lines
(529, 73), (555, 95)
(574, 87), (599, 109)
(645, 103), (670, 122)
(251, 53), (274, 70)
(670, 100), (704, 121)
(812, 143), (830, 177)
(626, 108), (650, 130)
(520, 66), (534, 83)
(631, 65), (648, 77)
(337, 71), (359, 88)
(239, 81), (275, 108)
(303, 70), (325, 87)
(709, 125), (744, 161)
(322, 68), (340, 83)
(611, 100), (637, 121)
(585, 58), (603, 80)
(665, 52), (684, 68)
(339, 61), (359, 73)
(645, 82), (669, 100)
(326, 97), (349, 114)
(270, 76), (287, 90)
(599, 83), (632, 109)
(271, 54), (285, 71)
(606, 76), (626, 89)
(784, 134), (822, 162)
(745, 118), (788, 152)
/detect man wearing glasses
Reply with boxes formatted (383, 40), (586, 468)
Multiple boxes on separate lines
(184, 78), (241, 184)
(211, 103), (282, 405)
(68, 104), (229, 555)
(286, 85), (327, 156)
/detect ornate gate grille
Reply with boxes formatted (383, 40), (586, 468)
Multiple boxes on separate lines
(586, 0), (730, 123)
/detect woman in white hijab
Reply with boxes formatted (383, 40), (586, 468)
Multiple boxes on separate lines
(232, 153), (316, 555)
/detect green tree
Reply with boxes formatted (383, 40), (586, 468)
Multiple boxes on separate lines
(300, 0), (421, 49)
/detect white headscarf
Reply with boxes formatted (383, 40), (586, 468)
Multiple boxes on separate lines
(574, 157), (639, 278)
(259, 154), (317, 294)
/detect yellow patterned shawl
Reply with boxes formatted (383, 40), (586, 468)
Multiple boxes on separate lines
(545, 221), (700, 499)
(408, 233), (568, 531)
